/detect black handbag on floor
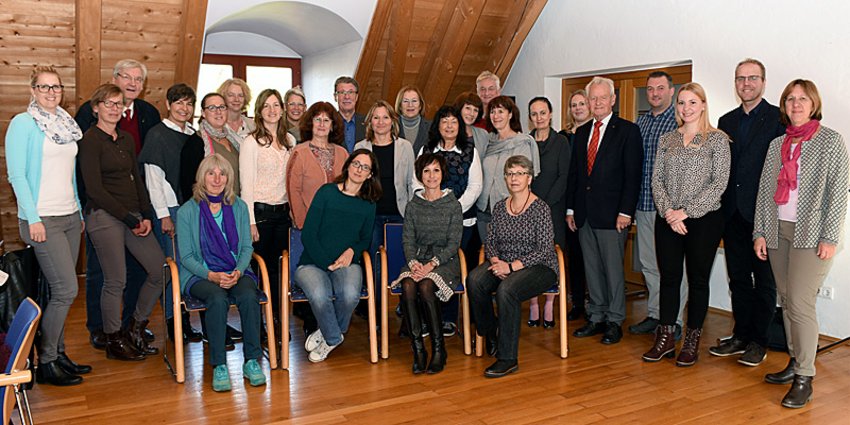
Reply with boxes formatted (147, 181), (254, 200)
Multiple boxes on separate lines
(767, 306), (789, 352)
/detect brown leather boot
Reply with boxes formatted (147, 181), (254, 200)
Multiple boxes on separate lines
(781, 375), (813, 408)
(106, 332), (145, 361)
(676, 327), (702, 367)
(642, 325), (676, 362)
(765, 357), (796, 384)
(128, 317), (159, 355)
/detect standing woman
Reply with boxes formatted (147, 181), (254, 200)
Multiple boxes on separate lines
(642, 83), (730, 367)
(283, 86), (306, 143)
(78, 83), (165, 361)
(181, 93), (243, 200)
(6, 66), (89, 385)
(526, 97), (571, 330)
(753, 79), (848, 409)
(454, 92), (489, 158)
(240, 89), (295, 322)
(392, 153), (462, 374)
(476, 95), (540, 238)
(218, 78), (255, 142)
(295, 149), (379, 362)
(395, 86), (431, 155)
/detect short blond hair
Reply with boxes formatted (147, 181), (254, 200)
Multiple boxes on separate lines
(30, 65), (61, 87)
(394, 85), (426, 117)
(217, 78), (252, 113)
(193, 154), (237, 205)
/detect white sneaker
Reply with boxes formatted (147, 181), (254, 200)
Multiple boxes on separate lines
(308, 335), (343, 363)
(305, 329), (324, 352)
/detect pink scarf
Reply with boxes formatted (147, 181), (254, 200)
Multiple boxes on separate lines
(774, 119), (820, 205)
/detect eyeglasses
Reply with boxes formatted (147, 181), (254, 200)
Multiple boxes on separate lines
(32, 84), (64, 93)
(402, 98), (420, 105)
(313, 117), (331, 125)
(116, 72), (144, 84)
(204, 104), (227, 112)
(287, 102), (306, 108)
(735, 75), (763, 83)
(504, 171), (530, 178)
(350, 160), (372, 172)
(335, 90), (358, 96)
(99, 100), (123, 109)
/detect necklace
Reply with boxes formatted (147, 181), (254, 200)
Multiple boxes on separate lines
(508, 191), (532, 215)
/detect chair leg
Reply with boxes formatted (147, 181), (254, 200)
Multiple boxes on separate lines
(462, 293), (471, 355)
(559, 292), (568, 359)
(368, 292), (378, 364)
(475, 333), (484, 357)
(380, 274), (389, 360)
(262, 300), (278, 369)
(282, 300), (291, 371)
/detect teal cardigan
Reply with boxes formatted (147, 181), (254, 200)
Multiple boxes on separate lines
(176, 196), (254, 293)
(5, 112), (82, 224)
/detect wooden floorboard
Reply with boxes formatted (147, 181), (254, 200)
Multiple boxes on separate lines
(25, 282), (850, 424)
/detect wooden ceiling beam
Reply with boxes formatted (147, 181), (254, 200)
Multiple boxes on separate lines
(482, 0), (547, 87)
(354, 0), (392, 107)
(75, 0), (102, 106)
(415, 0), (457, 91)
(174, 0), (208, 90)
(381, 0), (414, 102)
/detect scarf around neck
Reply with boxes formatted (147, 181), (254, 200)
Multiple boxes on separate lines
(201, 119), (242, 155)
(774, 119), (820, 205)
(27, 99), (82, 145)
(198, 194), (256, 282)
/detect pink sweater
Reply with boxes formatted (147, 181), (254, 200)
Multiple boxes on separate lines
(286, 142), (348, 228)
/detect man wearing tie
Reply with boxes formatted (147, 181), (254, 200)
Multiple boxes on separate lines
(566, 76), (642, 345)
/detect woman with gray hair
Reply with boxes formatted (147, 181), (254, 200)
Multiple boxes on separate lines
(467, 155), (557, 378)
(284, 86), (306, 143)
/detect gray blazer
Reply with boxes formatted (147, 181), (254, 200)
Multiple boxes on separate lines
(753, 125), (849, 249)
(354, 137), (416, 216)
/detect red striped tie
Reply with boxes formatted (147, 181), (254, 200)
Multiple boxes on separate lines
(587, 120), (603, 174)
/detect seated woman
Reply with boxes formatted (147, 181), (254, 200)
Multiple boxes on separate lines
(294, 149), (380, 363)
(176, 154), (266, 392)
(392, 153), (462, 374)
(467, 155), (558, 378)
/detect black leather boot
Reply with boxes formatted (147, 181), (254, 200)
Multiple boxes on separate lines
(56, 352), (92, 375)
(781, 374), (813, 408)
(765, 357), (796, 384)
(423, 297), (446, 374)
(106, 331), (145, 361)
(642, 325), (676, 362)
(127, 317), (159, 355)
(400, 293), (427, 374)
(36, 361), (82, 386)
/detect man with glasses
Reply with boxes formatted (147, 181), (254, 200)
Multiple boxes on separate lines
(474, 71), (501, 129)
(333, 76), (365, 152)
(75, 59), (162, 350)
(711, 58), (785, 366)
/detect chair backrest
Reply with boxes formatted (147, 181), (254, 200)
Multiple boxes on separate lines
(289, 229), (305, 285)
(384, 223), (406, 284)
(2, 298), (41, 424)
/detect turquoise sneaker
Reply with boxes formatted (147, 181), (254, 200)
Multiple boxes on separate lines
(242, 359), (266, 386)
(212, 364), (231, 392)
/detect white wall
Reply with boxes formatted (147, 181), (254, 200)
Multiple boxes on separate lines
(504, 0), (850, 338)
(204, 32), (301, 58)
(301, 40), (364, 104)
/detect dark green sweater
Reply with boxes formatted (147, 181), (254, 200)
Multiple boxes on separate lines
(299, 184), (376, 269)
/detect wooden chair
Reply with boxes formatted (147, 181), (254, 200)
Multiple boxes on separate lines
(379, 223), (471, 359)
(163, 253), (278, 384)
(1, 298), (41, 425)
(280, 229), (378, 370)
(473, 245), (568, 359)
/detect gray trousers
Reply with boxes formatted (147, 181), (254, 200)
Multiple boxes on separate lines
(19, 214), (81, 363)
(85, 209), (165, 334)
(579, 222), (628, 325)
(636, 210), (686, 325)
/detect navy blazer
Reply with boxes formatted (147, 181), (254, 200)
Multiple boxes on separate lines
(566, 115), (643, 229)
(718, 99), (785, 223)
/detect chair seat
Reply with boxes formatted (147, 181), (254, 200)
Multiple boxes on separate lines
(289, 285), (370, 302)
(182, 289), (269, 311)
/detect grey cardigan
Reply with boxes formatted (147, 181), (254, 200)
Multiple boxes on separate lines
(354, 137), (416, 216)
(753, 125), (849, 249)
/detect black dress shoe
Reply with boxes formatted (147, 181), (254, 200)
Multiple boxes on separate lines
(484, 359), (518, 378)
(56, 352), (92, 375)
(566, 306), (585, 321)
(542, 319), (555, 329)
(36, 361), (82, 386)
(227, 324), (243, 342)
(573, 321), (606, 338)
(601, 322), (623, 344)
(90, 329), (106, 350)
(765, 357), (797, 385)
(781, 375), (813, 408)
(527, 319), (540, 328)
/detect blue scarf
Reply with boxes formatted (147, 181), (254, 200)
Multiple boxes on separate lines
(199, 194), (256, 283)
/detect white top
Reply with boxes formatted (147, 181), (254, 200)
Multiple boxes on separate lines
(144, 119), (195, 219)
(240, 133), (295, 224)
(415, 144), (483, 226)
(37, 135), (78, 216)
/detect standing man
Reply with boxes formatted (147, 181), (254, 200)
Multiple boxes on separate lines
(474, 71), (501, 129)
(567, 76), (642, 345)
(628, 71), (686, 339)
(333, 76), (365, 152)
(710, 58), (784, 366)
(75, 59), (162, 349)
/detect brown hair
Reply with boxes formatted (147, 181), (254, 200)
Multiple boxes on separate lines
(736, 58), (766, 80)
(779, 79), (823, 126)
(30, 65), (61, 87)
(414, 152), (447, 185)
(299, 101), (345, 147)
(333, 149), (383, 202)
(90, 83), (123, 105)
(365, 100), (400, 141)
(251, 89), (293, 149)
(453, 91), (483, 122)
(486, 96), (523, 133)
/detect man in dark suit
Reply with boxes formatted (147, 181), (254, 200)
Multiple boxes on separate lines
(566, 76), (642, 345)
(75, 59), (162, 349)
(334, 76), (366, 152)
(710, 58), (785, 366)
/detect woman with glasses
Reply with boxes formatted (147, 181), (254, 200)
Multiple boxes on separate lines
(78, 83), (165, 362)
(294, 149), (380, 362)
(395, 86), (431, 154)
(468, 155), (558, 378)
(6, 66), (88, 385)
(218, 78), (255, 143)
(284, 86), (306, 143)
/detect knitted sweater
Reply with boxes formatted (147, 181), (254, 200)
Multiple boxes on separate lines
(299, 184), (376, 269)
(398, 190), (463, 285)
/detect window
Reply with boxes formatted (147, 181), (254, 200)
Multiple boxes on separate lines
(201, 54), (302, 118)
(195, 64), (234, 120)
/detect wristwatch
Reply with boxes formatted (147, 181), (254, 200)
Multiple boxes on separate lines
(508, 263), (514, 273)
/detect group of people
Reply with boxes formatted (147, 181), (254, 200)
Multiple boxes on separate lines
(5, 57), (847, 408)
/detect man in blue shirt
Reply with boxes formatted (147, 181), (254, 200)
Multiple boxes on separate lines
(333, 76), (365, 152)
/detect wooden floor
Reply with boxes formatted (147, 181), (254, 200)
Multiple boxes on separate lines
(26, 283), (850, 424)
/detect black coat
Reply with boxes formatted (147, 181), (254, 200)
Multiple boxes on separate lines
(531, 128), (571, 248)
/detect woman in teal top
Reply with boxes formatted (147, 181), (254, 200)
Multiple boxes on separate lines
(176, 154), (266, 392)
(295, 149), (380, 363)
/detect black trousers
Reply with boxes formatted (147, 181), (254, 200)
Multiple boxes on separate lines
(565, 226), (586, 310)
(723, 210), (777, 346)
(656, 210), (723, 328)
(253, 203), (291, 320)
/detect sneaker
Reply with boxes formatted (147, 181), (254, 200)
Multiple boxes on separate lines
(242, 359), (267, 386)
(628, 317), (659, 335)
(708, 336), (747, 357)
(212, 364), (231, 392)
(305, 329), (324, 352)
(442, 322), (458, 337)
(308, 335), (343, 363)
(738, 342), (767, 367)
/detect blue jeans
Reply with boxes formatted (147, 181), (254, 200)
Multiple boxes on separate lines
(153, 206), (179, 320)
(294, 264), (363, 346)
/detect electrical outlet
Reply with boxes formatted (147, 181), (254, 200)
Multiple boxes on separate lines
(817, 286), (835, 300)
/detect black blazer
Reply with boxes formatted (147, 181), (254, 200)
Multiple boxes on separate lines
(401, 117), (432, 155)
(718, 99), (785, 223)
(566, 115), (643, 229)
(354, 112), (367, 143)
(531, 128), (571, 212)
